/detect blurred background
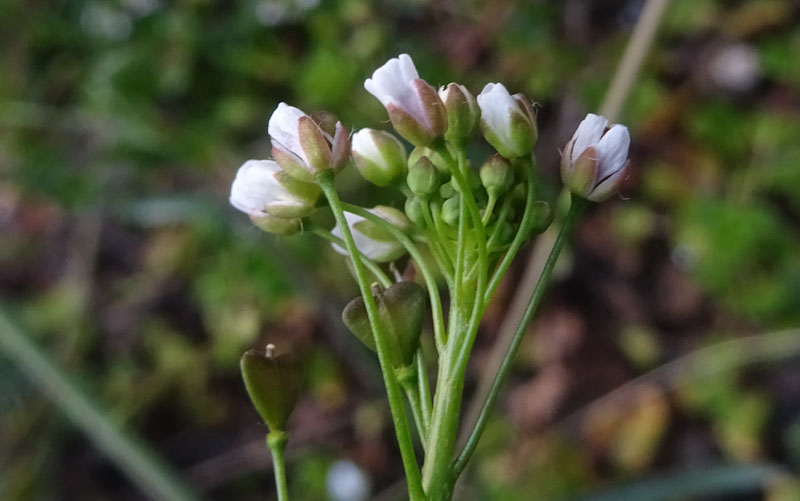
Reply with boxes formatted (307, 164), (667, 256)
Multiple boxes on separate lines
(2, 0), (800, 499)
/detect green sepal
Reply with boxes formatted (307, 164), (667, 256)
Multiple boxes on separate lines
(441, 197), (459, 226)
(405, 196), (427, 228)
(407, 156), (441, 198)
(298, 116), (332, 176)
(250, 213), (303, 235)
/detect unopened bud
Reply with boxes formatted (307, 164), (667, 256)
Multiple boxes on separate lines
(405, 196), (427, 228)
(439, 181), (455, 199)
(477, 83), (537, 159)
(407, 157), (440, 198)
(442, 197), (459, 226)
(408, 146), (449, 174)
(352, 128), (408, 186)
(364, 54), (447, 146)
(480, 154), (514, 199)
(561, 113), (630, 202)
(439, 83), (480, 144)
(525, 201), (553, 236)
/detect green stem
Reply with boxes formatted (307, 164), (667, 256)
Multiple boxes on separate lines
(267, 431), (289, 501)
(420, 205), (455, 289)
(398, 367), (428, 447)
(423, 146), (488, 500)
(317, 172), (426, 501)
(451, 195), (585, 478)
(484, 160), (537, 306)
(416, 351), (432, 425)
(486, 196), (513, 249)
(481, 195), (497, 226)
(0, 305), (199, 501)
(308, 225), (392, 288)
(342, 202), (447, 352)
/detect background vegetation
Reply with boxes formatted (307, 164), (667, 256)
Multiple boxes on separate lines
(1, 0), (800, 499)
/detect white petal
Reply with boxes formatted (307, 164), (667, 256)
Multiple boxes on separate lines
(230, 160), (283, 214)
(268, 103), (309, 164)
(477, 83), (515, 148)
(330, 210), (402, 261)
(364, 54), (427, 126)
(398, 53), (420, 82)
(570, 113), (608, 162)
(595, 124), (630, 178)
(437, 85), (450, 102)
(588, 160), (629, 202)
(351, 129), (383, 165)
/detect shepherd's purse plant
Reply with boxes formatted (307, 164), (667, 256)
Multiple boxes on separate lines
(231, 53), (631, 501)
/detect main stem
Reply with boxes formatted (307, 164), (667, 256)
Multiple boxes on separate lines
(451, 196), (585, 477)
(422, 146), (488, 500)
(267, 431), (289, 501)
(317, 172), (426, 500)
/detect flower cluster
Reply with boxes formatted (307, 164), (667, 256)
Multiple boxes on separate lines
(232, 53), (633, 501)
(230, 53), (630, 255)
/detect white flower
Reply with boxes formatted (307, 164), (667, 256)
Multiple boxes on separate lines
(351, 128), (407, 186)
(477, 83), (537, 158)
(561, 113), (630, 202)
(268, 102), (350, 182)
(364, 54), (447, 146)
(330, 206), (409, 263)
(230, 159), (319, 218)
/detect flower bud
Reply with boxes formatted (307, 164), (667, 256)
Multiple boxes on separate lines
(439, 83), (480, 144)
(479, 154), (514, 199)
(341, 282), (426, 368)
(524, 200), (553, 236)
(561, 113), (630, 202)
(477, 83), (537, 159)
(351, 128), (407, 186)
(269, 103), (350, 182)
(441, 196), (459, 226)
(230, 160), (320, 219)
(405, 196), (427, 228)
(407, 156), (440, 198)
(364, 54), (447, 146)
(408, 146), (449, 174)
(331, 206), (410, 263)
(250, 213), (302, 236)
(439, 181), (455, 199)
(240, 345), (303, 431)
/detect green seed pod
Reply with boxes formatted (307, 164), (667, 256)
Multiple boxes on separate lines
(407, 156), (440, 198)
(341, 282), (426, 368)
(480, 154), (514, 199)
(405, 196), (427, 228)
(240, 345), (304, 432)
(442, 196), (460, 226)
